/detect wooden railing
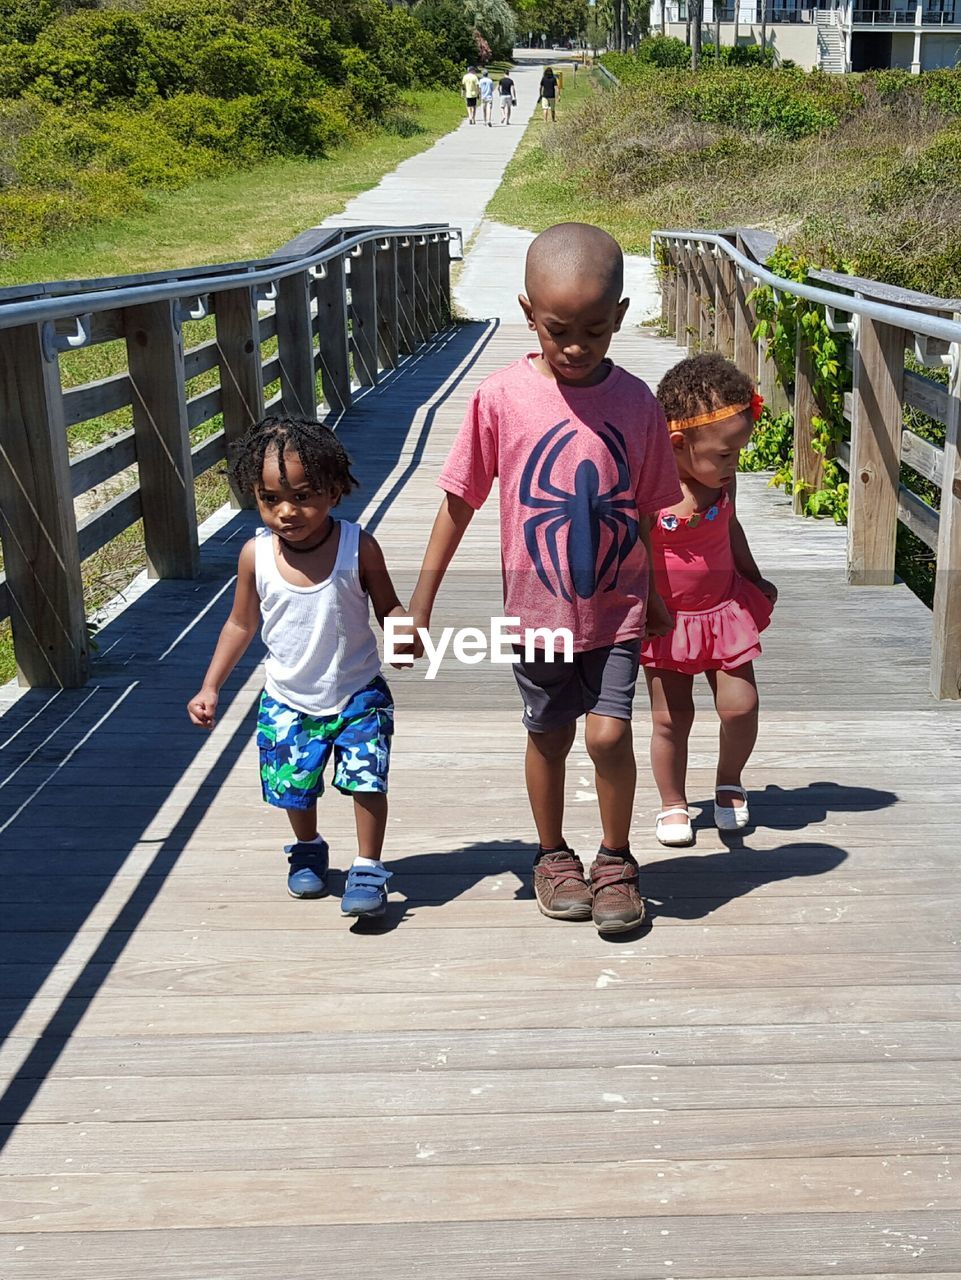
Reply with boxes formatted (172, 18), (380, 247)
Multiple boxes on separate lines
(653, 227), (961, 700)
(0, 223), (460, 689)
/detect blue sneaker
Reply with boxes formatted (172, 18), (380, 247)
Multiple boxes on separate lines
(285, 840), (329, 899)
(341, 862), (392, 917)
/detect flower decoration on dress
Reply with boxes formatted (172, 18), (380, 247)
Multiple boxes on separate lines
(705, 504), (719, 521)
(750, 391), (765, 422)
(661, 513), (679, 531)
(688, 513), (701, 528)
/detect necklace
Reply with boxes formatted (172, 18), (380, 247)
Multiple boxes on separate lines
(278, 518), (337, 555)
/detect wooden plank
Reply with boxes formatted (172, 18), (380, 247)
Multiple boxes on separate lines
(898, 485), (940, 550)
(902, 426), (945, 486)
(190, 430), (226, 480)
(274, 269), (316, 417)
(185, 384), (222, 431)
(4, 1217), (959, 1280)
(375, 239), (398, 372)
(62, 371), (132, 427)
(315, 255), (350, 416)
(4, 1062), (960, 1124)
(214, 285), (263, 509)
(75, 488), (142, 560)
(930, 339), (961, 698)
(124, 299), (199, 579)
(674, 246), (688, 345)
(69, 431), (137, 499)
(848, 316), (906, 586)
(4, 1103), (958, 1173)
(0, 321), (88, 686)
(413, 237), (431, 345)
(182, 337), (220, 382)
(349, 241), (378, 387)
(733, 257), (756, 378)
(2, 1154), (959, 1233)
(905, 366), (951, 424)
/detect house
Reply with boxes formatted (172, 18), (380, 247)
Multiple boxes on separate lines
(649, 0), (961, 71)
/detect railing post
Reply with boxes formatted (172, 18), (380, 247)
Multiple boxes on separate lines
(791, 324), (825, 515)
(414, 237), (431, 345)
(659, 244), (676, 330)
(733, 264), (756, 378)
(0, 322), (88, 687)
(124, 299), (199, 579)
(930, 336), (961, 699)
(698, 248), (716, 349)
(316, 255), (351, 417)
(375, 240), (399, 373)
(438, 233), (452, 328)
(847, 313), (906, 586)
(396, 238), (417, 357)
(686, 247), (701, 350)
(349, 241), (378, 387)
(674, 247), (689, 346)
(276, 269), (317, 418)
(215, 285), (263, 509)
(427, 234), (444, 334)
(714, 249), (736, 359)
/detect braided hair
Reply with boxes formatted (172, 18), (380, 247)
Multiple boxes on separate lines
(229, 415), (358, 498)
(657, 354), (755, 428)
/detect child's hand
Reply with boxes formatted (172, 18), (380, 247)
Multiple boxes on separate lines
(755, 578), (778, 605)
(187, 688), (219, 728)
(384, 607), (419, 669)
(645, 592), (674, 639)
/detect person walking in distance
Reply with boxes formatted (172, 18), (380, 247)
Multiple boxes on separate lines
(498, 72), (517, 124)
(462, 65), (479, 125)
(539, 66), (559, 121)
(478, 68), (495, 126)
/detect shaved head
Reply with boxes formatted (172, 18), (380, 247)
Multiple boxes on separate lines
(525, 223), (624, 303)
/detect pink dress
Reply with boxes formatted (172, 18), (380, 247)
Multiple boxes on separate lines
(640, 490), (773, 674)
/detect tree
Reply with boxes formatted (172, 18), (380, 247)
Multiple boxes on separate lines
(689, 0), (702, 67)
(465, 0), (516, 56)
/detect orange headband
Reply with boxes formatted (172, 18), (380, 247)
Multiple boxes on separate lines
(667, 392), (764, 431)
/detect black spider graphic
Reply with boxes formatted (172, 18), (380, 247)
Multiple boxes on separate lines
(519, 418), (639, 602)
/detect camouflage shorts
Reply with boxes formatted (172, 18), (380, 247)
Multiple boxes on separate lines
(257, 678), (393, 810)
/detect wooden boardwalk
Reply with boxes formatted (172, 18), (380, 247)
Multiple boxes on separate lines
(1, 321), (960, 1278)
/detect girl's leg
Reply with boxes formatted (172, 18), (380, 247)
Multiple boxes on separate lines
(352, 792), (388, 860)
(584, 713), (635, 851)
(525, 721), (577, 849)
(707, 663), (759, 807)
(645, 668), (696, 823)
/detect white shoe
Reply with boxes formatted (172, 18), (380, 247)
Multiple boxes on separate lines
(655, 806), (695, 847)
(714, 785), (750, 831)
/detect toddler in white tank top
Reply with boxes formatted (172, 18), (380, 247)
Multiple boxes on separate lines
(187, 415), (408, 919)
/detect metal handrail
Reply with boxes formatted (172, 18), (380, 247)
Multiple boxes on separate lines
(0, 223), (463, 331)
(651, 229), (961, 347)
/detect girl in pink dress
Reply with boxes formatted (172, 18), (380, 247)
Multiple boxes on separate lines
(641, 354), (778, 847)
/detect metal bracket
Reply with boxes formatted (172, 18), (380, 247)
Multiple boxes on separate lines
(914, 332), (952, 369)
(824, 304), (855, 335)
(377, 239), (391, 251)
(309, 263), (329, 281)
(941, 340), (961, 381)
(41, 314), (92, 362)
(256, 281), (278, 304)
(175, 295), (209, 325)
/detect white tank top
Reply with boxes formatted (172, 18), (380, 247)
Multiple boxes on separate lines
(254, 520), (382, 716)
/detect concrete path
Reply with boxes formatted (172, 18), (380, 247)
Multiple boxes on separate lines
(321, 58), (661, 325)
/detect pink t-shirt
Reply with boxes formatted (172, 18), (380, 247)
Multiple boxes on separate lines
(438, 356), (682, 652)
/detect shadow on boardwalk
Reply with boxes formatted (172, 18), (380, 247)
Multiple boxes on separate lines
(0, 321), (500, 1144)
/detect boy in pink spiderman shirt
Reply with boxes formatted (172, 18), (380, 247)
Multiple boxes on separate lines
(407, 223), (681, 934)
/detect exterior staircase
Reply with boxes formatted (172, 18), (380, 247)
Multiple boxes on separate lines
(815, 10), (847, 72)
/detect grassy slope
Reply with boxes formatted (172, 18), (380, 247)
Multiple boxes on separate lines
(485, 70), (651, 253)
(0, 87), (463, 683)
(0, 88), (464, 286)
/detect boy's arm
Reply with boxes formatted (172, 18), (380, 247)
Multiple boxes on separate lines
(728, 477), (778, 603)
(358, 531), (414, 669)
(187, 540), (261, 728)
(639, 513), (673, 638)
(405, 494), (476, 653)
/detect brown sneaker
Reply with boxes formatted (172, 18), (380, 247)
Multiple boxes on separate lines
(589, 849), (646, 934)
(532, 848), (593, 921)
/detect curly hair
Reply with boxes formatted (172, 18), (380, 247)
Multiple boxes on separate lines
(229, 415), (358, 498)
(657, 354), (755, 427)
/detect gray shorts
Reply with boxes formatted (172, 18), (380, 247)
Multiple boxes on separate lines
(512, 640), (641, 733)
